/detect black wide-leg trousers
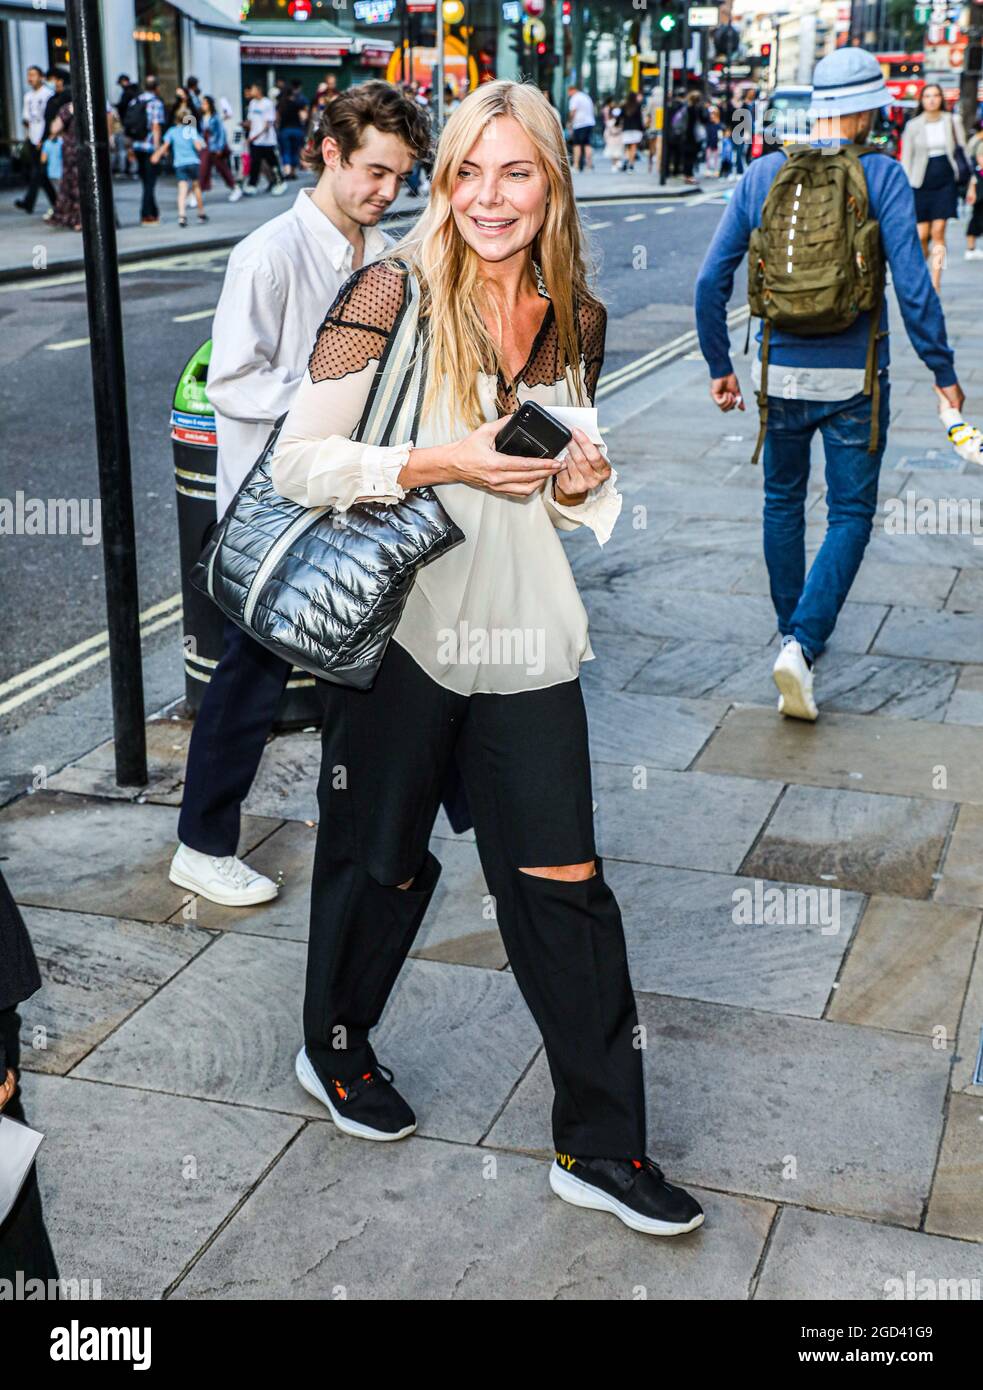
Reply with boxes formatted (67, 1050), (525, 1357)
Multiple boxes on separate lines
(303, 637), (647, 1159)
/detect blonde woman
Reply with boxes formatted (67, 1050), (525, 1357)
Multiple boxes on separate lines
(271, 79), (704, 1238)
(901, 84), (968, 291)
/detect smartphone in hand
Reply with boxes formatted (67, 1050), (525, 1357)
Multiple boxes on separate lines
(495, 401), (573, 460)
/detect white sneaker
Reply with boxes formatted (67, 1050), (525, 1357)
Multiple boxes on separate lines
(168, 842), (278, 907)
(965, 248), (983, 260)
(228, 187), (243, 203)
(773, 639), (818, 721)
(241, 184), (258, 197)
(270, 182), (289, 197)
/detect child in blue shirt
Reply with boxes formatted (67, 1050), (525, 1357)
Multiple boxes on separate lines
(41, 134), (63, 184)
(151, 104), (206, 226)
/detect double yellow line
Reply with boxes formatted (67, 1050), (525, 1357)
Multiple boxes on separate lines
(0, 593), (183, 719)
(595, 305), (749, 399)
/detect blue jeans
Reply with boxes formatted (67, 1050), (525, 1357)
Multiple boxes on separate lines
(762, 378), (890, 661)
(278, 126), (305, 171)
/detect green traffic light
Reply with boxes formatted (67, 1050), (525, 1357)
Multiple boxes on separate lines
(658, 13), (677, 32)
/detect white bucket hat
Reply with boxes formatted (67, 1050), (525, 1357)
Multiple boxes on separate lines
(808, 47), (891, 119)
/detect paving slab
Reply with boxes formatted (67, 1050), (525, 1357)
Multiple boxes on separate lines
(411, 839), (507, 970)
(946, 569), (983, 612)
(0, 791), (281, 922)
(583, 686), (728, 771)
(733, 554), (956, 610)
(925, 1093), (983, 1242)
(742, 784), (954, 899)
(755, 1207), (983, 1299)
(943, 664), (983, 724)
(950, 941), (983, 1097)
(585, 583), (781, 646)
(631, 641), (957, 721)
(935, 804), (983, 909)
(15, 905), (214, 1073)
(170, 1126), (774, 1300)
(873, 606), (983, 663)
(74, 937), (541, 1147)
(484, 993), (951, 1225)
(592, 761), (783, 874)
(24, 1071), (302, 1299)
(827, 897), (981, 1036)
(240, 728), (322, 825)
(606, 859), (862, 1017)
(45, 718), (191, 802)
(695, 705), (983, 805)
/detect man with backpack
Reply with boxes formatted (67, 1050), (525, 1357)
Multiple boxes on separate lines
(127, 74), (166, 225)
(695, 47), (964, 721)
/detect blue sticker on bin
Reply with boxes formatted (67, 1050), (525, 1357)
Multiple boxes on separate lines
(973, 1027), (983, 1087)
(171, 409), (214, 431)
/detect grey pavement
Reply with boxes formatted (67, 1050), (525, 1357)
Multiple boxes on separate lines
(0, 162), (701, 282)
(4, 226), (983, 1300)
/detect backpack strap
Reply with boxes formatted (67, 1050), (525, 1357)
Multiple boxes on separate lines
(751, 319), (771, 466)
(864, 277), (885, 455)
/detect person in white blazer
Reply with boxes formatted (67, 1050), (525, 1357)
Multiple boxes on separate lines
(901, 84), (968, 292)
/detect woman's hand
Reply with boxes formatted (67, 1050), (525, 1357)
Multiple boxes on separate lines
(450, 415), (564, 497)
(553, 426), (612, 505)
(0, 1068), (16, 1113)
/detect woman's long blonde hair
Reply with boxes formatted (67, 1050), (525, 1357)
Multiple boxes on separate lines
(386, 79), (599, 432)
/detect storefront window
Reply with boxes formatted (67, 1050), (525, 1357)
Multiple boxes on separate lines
(134, 0), (183, 99)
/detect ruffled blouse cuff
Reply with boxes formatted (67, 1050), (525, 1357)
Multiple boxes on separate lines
(544, 461), (623, 545)
(303, 435), (412, 510)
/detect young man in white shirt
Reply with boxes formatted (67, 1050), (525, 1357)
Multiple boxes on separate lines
(170, 81), (433, 906)
(14, 66), (55, 215)
(243, 81), (287, 196)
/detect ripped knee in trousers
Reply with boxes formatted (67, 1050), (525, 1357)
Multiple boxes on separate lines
(518, 860), (597, 882)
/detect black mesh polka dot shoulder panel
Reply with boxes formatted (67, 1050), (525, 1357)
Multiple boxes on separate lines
(308, 260), (407, 384)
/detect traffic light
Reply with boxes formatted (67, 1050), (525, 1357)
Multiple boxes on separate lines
(509, 21), (525, 62)
(536, 40), (546, 56)
(657, 11), (678, 38)
(760, 42), (772, 59)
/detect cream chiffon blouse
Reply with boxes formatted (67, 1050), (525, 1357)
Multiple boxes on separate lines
(271, 258), (621, 696)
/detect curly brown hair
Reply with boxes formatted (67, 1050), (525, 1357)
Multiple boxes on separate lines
(302, 80), (432, 175)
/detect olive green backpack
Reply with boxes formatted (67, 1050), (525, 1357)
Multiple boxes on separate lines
(747, 144), (886, 463)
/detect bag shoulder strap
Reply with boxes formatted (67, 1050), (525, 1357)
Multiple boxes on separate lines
(356, 259), (424, 447)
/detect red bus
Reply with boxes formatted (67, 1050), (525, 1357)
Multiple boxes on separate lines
(875, 52), (926, 101)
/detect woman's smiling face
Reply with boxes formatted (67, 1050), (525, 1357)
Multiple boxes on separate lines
(450, 114), (550, 263)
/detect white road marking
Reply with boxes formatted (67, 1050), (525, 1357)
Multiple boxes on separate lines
(45, 336), (90, 351)
(596, 305), (747, 398)
(173, 308), (216, 322)
(655, 207), (675, 215)
(624, 213), (647, 221)
(584, 220), (612, 230)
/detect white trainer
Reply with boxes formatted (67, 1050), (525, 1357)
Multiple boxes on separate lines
(241, 184), (258, 197)
(228, 186), (243, 203)
(270, 182), (289, 196)
(168, 842), (278, 907)
(773, 639), (818, 721)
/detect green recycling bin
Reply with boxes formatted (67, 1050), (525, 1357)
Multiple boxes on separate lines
(172, 341), (324, 727)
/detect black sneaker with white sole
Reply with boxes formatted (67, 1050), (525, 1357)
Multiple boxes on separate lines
(295, 1046), (416, 1141)
(550, 1153), (704, 1235)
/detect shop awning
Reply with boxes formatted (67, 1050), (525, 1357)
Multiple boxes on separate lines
(172, 0), (245, 39)
(240, 18), (356, 63)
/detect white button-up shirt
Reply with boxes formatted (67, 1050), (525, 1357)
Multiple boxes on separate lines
(206, 187), (391, 518)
